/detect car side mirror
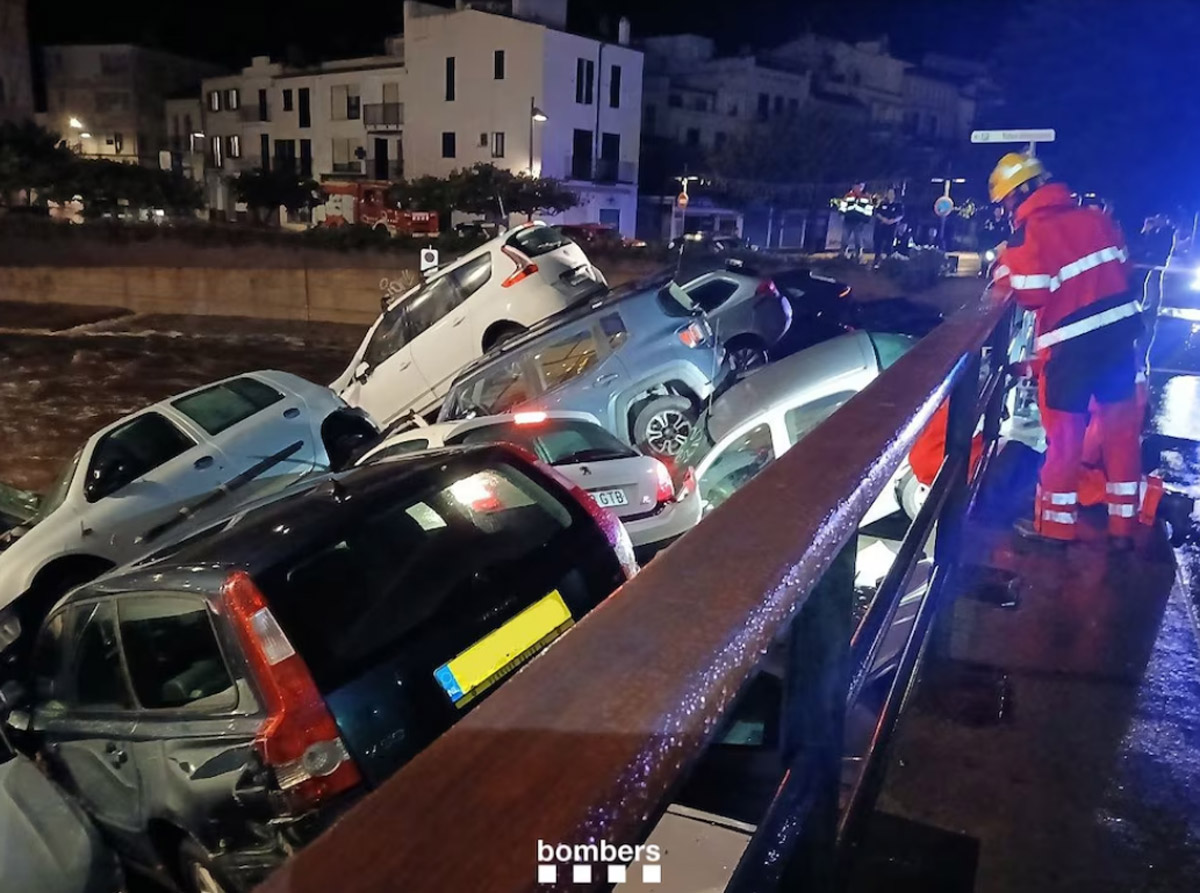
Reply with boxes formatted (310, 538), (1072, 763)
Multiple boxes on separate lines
(354, 361), (371, 384)
(85, 456), (129, 502)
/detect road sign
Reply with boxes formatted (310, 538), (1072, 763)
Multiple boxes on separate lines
(677, 192), (689, 209)
(971, 129), (1056, 144)
(933, 196), (955, 218)
(420, 247), (440, 274)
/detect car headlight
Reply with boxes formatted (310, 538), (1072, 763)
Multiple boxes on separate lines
(984, 249), (996, 262)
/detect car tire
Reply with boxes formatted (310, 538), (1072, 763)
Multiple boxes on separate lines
(179, 838), (236, 893)
(897, 470), (930, 522)
(725, 337), (769, 375)
(633, 396), (697, 461)
(482, 323), (526, 351)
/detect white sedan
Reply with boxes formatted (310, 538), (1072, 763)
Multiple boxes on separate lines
(357, 411), (698, 555)
(333, 222), (607, 428)
(0, 371), (377, 635)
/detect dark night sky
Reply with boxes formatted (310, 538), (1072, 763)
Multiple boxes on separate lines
(29, 0), (1014, 68)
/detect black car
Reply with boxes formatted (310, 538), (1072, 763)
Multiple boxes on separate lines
(771, 267), (944, 356)
(9, 446), (636, 892)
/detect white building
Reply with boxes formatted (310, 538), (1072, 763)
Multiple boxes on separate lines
(641, 35), (813, 153)
(43, 44), (219, 165)
(194, 0), (644, 235)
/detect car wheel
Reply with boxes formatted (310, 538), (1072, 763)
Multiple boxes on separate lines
(634, 396), (696, 460)
(726, 338), (769, 375)
(897, 470), (930, 521)
(483, 323), (526, 351)
(179, 838), (235, 893)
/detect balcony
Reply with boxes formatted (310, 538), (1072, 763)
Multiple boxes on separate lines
(566, 155), (637, 184)
(363, 103), (404, 130)
(365, 159), (405, 181)
(331, 161), (364, 175)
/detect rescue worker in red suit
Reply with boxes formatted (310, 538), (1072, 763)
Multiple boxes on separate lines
(988, 153), (1144, 548)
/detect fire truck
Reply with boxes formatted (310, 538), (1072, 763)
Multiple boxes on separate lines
(317, 180), (440, 237)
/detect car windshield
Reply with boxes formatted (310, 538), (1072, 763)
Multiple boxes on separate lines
(672, 408), (718, 488)
(450, 419), (637, 465)
(508, 225), (572, 258)
(443, 356), (532, 419)
(32, 446), (83, 522)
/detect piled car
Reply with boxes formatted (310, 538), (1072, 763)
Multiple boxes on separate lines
(0, 221), (946, 893)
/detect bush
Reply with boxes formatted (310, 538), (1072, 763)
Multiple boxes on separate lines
(879, 247), (947, 292)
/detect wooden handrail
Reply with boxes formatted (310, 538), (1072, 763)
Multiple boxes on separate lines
(259, 295), (1010, 893)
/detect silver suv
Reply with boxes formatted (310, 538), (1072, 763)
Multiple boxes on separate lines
(438, 277), (726, 460)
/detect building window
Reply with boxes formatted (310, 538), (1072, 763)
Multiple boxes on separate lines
(298, 88), (311, 128)
(258, 88), (268, 121)
(575, 58), (595, 105)
(226, 89), (240, 111)
(115, 133), (125, 154)
(208, 91), (221, 112)
(331, 84), (362, 121)
(442, 131), (456, 158)
(494, 50), (505, 80)
(610, 65), (622, 108)
(686, 128), (700, 147)
(332, 138), (361, 173)
(774, 95), (784, 114)
(667, 93), (682, 109)
(491, 132), (505, 158)
(260, 133), (270, 170)
(445, 57), (456, 101)
(729, 102), (739, 117)
(300, 139), (312, 177)
(282, 89), (294, 112)
(479, 132), (489, 147)
(757, 93), (769, 119)
(211, 135), (223, 167)
(274, 139), (296, 173)
(227, 135), (241, 158)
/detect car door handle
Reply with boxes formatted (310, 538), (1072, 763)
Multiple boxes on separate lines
(595, 373), (620, 386)
(104, 741), (128, 767)
(284, 407), (301, 419)
(451, 316), (466, 327)
(194, 456), (214, 470)
(398, 360), (412, 371)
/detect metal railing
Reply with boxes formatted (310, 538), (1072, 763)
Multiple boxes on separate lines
(594, 158), (637, 184)
(364, 160), (404, 180)
(257, 294), (1015, 893)
(363, 102), (404, 128)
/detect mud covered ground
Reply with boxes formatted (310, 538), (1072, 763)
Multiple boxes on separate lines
(0, 304), (366, 492)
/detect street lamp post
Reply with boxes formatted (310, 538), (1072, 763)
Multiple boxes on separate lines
(529, 97), (547, 176)
(931, 176), (966, 250)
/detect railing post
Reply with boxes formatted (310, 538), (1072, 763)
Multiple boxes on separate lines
(982, 305), (1015, 446)
(935, 353), (981, 569)
(778, 537), (857, 892)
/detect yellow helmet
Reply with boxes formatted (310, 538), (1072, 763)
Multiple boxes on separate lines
(988, 152), (1046, 202)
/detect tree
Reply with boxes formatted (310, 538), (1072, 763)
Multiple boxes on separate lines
(992, 0), (1200, 219)
(389, 164), (579, 222)
(0, 121), (76, 206)
(231, 168), (319, 224)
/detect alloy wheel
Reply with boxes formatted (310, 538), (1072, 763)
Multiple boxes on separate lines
(644, 409), (693, 457)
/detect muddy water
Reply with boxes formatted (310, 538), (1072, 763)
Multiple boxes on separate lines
(0, 313), (366, 493)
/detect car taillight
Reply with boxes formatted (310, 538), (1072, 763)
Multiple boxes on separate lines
(678, 320), (709, 348)
(221, 571), (362, 811)
(502, 446), (639, 580)
(514, 411), (548, 425)
(653, 459), (675, 504)
(501, 246), (539, 288)
(755, 279), (780, 299)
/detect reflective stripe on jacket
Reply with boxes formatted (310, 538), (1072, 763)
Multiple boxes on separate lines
(992, 183), (1133, 355)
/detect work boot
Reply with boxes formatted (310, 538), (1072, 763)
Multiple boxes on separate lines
(1013, 517), (1067, 548)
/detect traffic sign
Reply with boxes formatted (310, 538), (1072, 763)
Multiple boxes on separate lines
(971, 129), (1056, 144)
(933, 196), (955, 218)
(420, 247), (440, 274)
(677, 192), (689, 209)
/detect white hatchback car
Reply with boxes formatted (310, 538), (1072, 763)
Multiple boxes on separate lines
(0, 371), (377, 633)
(333, 222), (607, 427)
(357, 411), (697, 554)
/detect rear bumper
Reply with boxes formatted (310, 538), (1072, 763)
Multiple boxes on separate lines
(623, 493), (702, 549)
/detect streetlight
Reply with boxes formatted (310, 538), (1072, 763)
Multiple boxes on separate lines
(68, 117), (83, 129)
(529, 97), (547, 176)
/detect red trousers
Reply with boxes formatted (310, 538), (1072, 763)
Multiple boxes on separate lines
(1036, 376), (1144, 540)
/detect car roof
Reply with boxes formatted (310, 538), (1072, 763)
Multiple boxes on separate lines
(361, 411), (603, 461)
(73, 445), (518, 599)
(445, 269), (677, 382)
(705, 332), (880, 444)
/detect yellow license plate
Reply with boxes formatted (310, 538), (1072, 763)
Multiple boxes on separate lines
(433, 590), (573, 709)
